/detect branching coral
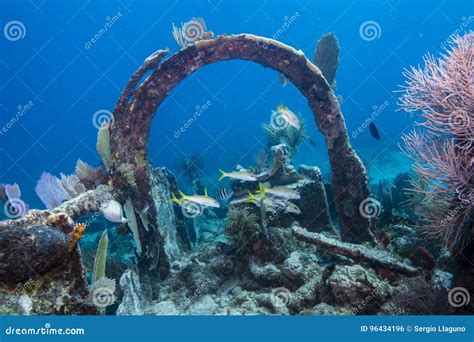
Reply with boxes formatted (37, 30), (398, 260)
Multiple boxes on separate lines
(391, 276), (450, 315)
(224, 207), (261, 254)
(399, 32), (473, 250)
(400, 33), (473, 147)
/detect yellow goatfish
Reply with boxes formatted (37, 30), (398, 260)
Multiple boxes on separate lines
(276, 104), (301, 130)
(170, 189), (220, 208)
(256, 183), (300, 200)
(218, 169), (257, 182)
(284, 201), (301, 214)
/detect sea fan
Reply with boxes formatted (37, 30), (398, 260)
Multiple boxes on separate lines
(399, 32), (473, 250)
(74, 159), (106, 189)
(313, 32), (340, 90)
(4, 183), (21, 199)
(399, 33), (473, 148)
(60, 173), (86, 199)
(35, 172), (68, 210)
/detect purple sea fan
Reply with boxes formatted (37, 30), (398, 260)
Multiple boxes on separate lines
(35, 172), (68, 210)
(2, 183), (29, 218)
(4, 183), (21, 199)
(399, 32), (474, 250)
(399, 33), (473, 148)
(60, 173), (86, 199)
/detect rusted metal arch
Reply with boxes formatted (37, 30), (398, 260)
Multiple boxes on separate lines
(109, 34), (374, 272)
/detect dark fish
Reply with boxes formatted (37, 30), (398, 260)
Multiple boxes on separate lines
(217, 188), (233, 201)
(279, 73), (287, 87)
(369, 122), (381, 140)
(308, 139), (317, 147)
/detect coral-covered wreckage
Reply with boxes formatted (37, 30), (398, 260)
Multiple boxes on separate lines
(0, 29), (471, 316)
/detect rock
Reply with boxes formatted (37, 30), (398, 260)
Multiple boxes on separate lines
(282, 252), (305, 282)
(327, 265), (392, 314)
(306, 303), (352, 315)
(116, 269), (144, 315)
(255, 292), (291, 315)
(0, 224), (95, 315)
(187, 295), (219, 315)
(296, 165), (335, 234)
(264, 165), (335, 235)
(390, 225), (420, 257)
(257, 144), (301, 185)
(151, 168), (190, 261)
(149, 300), (180, 315)
(0, 225), (71, 282)
(288, 274), (321, 311)
(432, 269), (453, 291)
(180, 261), (220, 294)
(249, 259), (290, 287)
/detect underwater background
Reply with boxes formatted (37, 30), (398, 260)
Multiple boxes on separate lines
(0, 0), (473, 317)
(1, 0), (472, 210)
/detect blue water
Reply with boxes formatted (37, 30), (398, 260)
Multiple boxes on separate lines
(0, 0), (472, 210)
